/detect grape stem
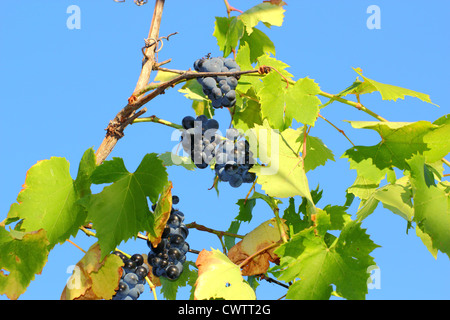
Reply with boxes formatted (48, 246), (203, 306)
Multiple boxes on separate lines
(259, 274), (290, 289)
(132, 114), (183, 129)
(144, 276), (158, 300)
(302, 124), (309, 162)
(318, 113), (355, 146)
(186, 222), (245, 240)
(243, 179), (258, 205)
(133, 68), (261, 100)
(223, 0), (243, 16)
(208, 175), (220, 191)
(66, 239), (86, 253)
(80, 225), (96, 237)
(218, 236), (228, 254)
(318, 91), (388, 122)
(273, 206), (288, 243)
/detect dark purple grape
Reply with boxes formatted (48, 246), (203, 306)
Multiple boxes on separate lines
(124, 259), (136, 270)
(130, 254), (144, 266)
(182, 116), (195, 130)
(166, 265), (181, 280)
(135, 266), (148, 279)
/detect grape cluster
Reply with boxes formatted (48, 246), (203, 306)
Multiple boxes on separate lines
(147, 195), (189, 281)
(112, 252), (148, 300)
(214, 128), (256, 188)
(181, 115), (220, 169)
(193, 56), (240, 109)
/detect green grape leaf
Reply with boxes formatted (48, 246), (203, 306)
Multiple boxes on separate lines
(179, 79), (208, 102)
(235, 41), (254, 71)
(235, 198), (256, 223)
(61, 242), (123, 300)
(373, 182), (414, 222)
(336, 79), (370, 97)
(213, 17), (245, 57)
(6, 155), (90, 248)
(415, 226), (438, 259)
(158, 152), (196, 171)
(239, 2), (286, 35)
(343, 121), (436, 171)
(74, 148), (97, 199)
(292, 127), (335, 172)
(275, 219), (379, 300)
(232, 98), (263, 132)
(257, 72), (321, 130)
(423, 114), (450, 162)
(353, 175), (414, 222)
(323, 205), (353, 231)
(355, 197), (380, 222)
(248, 121), (316, 214)
(236, 43), (265, 93)
(257, 53), (294, 80)
(179, 79), (215, 118)
(407, 155), (450, 258)
(194, 248), (256, 300)
(0, 228), (49, 300)
(192, 100), (215, 119)
(240, 27), (276, 63)
(282, 197), (311, 234)
(250, 191), (281, 212)
(214, 3), (283, 57)
(224, 220), (242, 251)
(344, 157), (389, 185)
(227, 192), (279, 251)
(88, 154), (168, 258)
(351, 68), (438, 106)
(347, 175), (380, 200)
(433, 114), (450, 126)
(235, 191), (281, 223)
(285, 77), (322, 127)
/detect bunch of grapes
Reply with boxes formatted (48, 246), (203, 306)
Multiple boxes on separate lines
(111, 252), (149, 300)
(193, 56), (240, 109)
(181, 115), (220, 169)
(147, 195), (189, 281)
(214, 128), (256, 188)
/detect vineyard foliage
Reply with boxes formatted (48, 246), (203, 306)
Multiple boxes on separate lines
(1, 1), (449, 300)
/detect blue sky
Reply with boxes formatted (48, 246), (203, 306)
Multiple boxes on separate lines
(1, 0), (449, 300)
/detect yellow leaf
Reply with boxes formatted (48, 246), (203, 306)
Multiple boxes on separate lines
(194, 249), (256, 300)
(60, 242), (123, 300)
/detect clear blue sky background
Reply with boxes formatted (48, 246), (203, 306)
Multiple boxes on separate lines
(1, 0), (449, 300)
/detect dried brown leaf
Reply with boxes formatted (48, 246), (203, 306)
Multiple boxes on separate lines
(228, 218), (288, 276)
